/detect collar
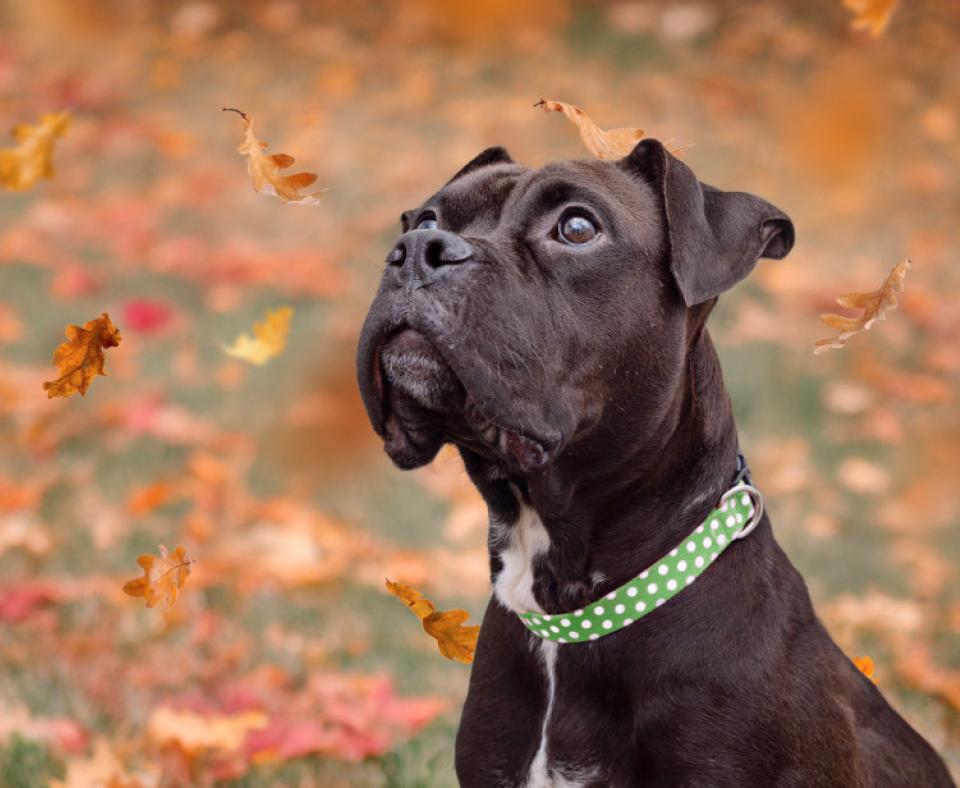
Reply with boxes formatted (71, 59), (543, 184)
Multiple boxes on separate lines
(517, 458), (764, 644)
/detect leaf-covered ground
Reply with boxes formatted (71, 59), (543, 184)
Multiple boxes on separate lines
(1, 0), (959, 785)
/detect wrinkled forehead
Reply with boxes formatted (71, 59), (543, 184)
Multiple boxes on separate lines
(408, 159), (655, 236)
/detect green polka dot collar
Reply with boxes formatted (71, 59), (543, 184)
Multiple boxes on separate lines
(518, 482), (764, 643)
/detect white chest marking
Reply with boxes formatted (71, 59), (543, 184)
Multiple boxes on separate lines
(490, 502), (597, 788)
(492, 502), (550, 615)
(525, 639), (557, 787)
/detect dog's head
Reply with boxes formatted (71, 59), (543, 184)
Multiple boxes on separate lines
(356, 141), (794, 475)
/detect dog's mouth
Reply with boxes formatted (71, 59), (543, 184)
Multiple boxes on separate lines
(365, 325), (552, 472)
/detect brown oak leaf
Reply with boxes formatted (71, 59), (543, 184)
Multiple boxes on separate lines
(43, 313), (122, 398)
(223, 108), (322, 205)
(122, 544), (194, 611)
(386, 579), (480, 664)
(535, 99), (687, 161)
(535, 99), (644, 161)
(814, 259), (910, 354)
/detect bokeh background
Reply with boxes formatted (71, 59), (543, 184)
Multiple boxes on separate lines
(1, 0), (959, 785)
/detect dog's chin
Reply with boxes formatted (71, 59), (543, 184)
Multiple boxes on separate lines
(369, 328), (553, 473)
(376, 328), (461, 469)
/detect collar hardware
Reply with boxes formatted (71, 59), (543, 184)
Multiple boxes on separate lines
(722, 482), (764, 540)
(517, 476), (764, 644)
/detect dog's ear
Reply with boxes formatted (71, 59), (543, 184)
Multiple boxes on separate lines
(625, 139), (794, 307)
(446, 146), (514, 185)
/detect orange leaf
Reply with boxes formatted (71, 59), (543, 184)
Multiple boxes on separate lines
(853, 655), (876, 682)
(223, 108), (322, 205)
(843, 0), (898, 38)
(122, 544), (194, 611)
(43, 313), (122, 399)
(385, 579), (479, 664)
(126, 482), (178, 516)
(814, 259), (910, 354)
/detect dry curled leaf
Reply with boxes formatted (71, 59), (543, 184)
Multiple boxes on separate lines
(535, 99), (644, 161)
(814, 259), (910, 354)
(843, 0), (898, 38)
(853, 655), (876, 682)
(222, 306), (293, 365)
(224, 108), (322, 205)
(386, 579), (480, 664)
(0, 111), (70, 191)
(43, 313), (122, 398)
(122, 544), (194, 610)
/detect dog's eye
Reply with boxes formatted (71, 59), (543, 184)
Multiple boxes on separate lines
(416, 215), (438, 230)
(558, 214), (598, 245)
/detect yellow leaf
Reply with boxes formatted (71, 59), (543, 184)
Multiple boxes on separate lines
(43, 313), (122, 399)
(51, 738), (143, 788)
(148, 706), (267, 754)
(0, 111), (70, 191)
(535, 99), (644, 161)
(853, 655), (876, 682)
(122, 544), (194, 611)
(386, 579), (480, 664)
(224, 108), (323, 205)
(222, 306), (293, 365)
(843, 0), (898, 38)
(814, 259), (910, 354)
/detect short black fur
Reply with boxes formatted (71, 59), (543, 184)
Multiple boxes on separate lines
(356, 141), (954, 787)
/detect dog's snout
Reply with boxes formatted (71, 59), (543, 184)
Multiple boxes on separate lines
(385, 229), (473, 273)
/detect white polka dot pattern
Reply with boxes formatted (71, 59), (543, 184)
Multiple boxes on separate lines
(518, 485), (758, 643)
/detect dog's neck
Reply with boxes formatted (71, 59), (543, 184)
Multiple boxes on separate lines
(463, 308), (743, 614)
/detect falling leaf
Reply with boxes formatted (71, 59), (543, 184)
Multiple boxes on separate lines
(0, 111), (71, 191)
(843, 0), (898, 38)
(223, 108), (323, 205)
(853, 655), (876, 682)
(122, 544), (194, 610)
(222, 306), (293, 365)
(43, 313), (122, 399)
(385, 579), (480, 663)
(535, 99), (645, 161)
(814, 259), (910, 354)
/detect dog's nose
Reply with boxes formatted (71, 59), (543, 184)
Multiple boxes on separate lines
(385, 229), (473, 275)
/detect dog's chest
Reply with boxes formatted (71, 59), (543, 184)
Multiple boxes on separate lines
(490, 504), (602, 788)
(492, 502), (550, 614)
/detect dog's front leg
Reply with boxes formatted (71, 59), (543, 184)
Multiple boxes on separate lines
(456, 599), (551, 787)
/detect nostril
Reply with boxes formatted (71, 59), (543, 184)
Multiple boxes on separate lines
(423, 239), (446, 269)
(385, 243), (405, 266)
(424, 235), (473, 268)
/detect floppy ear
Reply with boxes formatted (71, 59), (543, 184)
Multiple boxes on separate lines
(446, 146), (514, 185)
(625, 139), (795, 307)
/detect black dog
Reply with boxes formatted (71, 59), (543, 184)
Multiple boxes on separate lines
(356, 141), (954, 787)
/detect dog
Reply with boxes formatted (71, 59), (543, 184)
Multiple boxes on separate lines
(356, 140), (954, 787)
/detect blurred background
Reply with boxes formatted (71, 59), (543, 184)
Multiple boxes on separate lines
(0, 0), (958, 785)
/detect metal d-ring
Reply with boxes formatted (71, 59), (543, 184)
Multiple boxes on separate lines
(719, 482), (765, 540)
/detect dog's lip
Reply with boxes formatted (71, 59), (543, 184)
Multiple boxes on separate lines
(360, 320), (560, 472)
